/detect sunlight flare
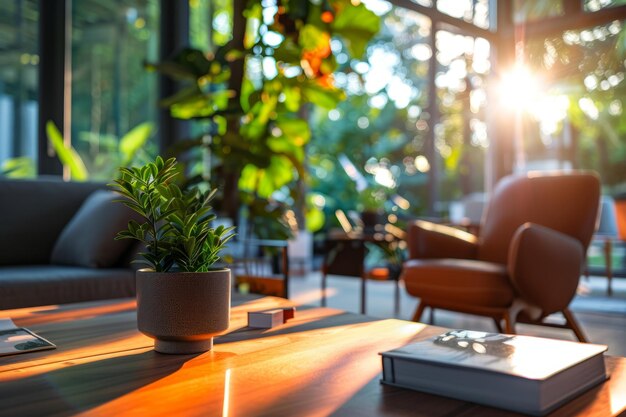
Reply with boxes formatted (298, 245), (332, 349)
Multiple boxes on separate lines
(498, 65), (542, 112)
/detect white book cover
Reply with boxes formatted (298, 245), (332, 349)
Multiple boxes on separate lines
(384, 329), (607, 380)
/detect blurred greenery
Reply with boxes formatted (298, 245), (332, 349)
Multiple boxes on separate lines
(0, 157), (36, 178)
(152, 0), (380, 239)
(522, 12), (626, 193)
(69, 0), (160, 179)
(45, 120), (155, 181)
(309, 7), (492, 232)
(5, 0), (626, 241)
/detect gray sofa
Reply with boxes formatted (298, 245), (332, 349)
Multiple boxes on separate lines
(0, 178), (140, 310)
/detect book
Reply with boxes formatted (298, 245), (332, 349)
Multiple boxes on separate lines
(380, 329), (608, 416)
(0, 318), (56, 357)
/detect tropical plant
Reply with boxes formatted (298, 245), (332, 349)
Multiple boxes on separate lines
(149, 1), (380, 236)
(109, 156), (235, 272)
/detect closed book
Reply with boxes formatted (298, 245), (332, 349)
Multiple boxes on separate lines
(380, 330), (608, 416)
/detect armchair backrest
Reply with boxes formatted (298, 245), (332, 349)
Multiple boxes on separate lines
(477, 172), (600, 264)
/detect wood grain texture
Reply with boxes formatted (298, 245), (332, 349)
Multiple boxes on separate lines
(0, 296), (625, 417)
(0, 295), (295, 371)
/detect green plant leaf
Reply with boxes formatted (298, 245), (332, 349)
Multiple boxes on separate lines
(275, 117), (311, 146)
(299, 24), (327, 51)
(282, 85), (301, 112)
(301, 82), (345, 109)
(331, 3), (380, 58)
(1, 157), (35, 178)
(159, 86), (204, 108)
(306, 206), (325, 232)
(119, 122), (154, 166)
(46, 121), (89, 181)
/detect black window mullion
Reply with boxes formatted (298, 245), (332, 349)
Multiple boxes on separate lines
(37, 0), (65, 176)
(158, 0), (190, 151)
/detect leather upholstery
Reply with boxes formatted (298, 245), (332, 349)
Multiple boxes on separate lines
(403, 259), (513, 308)
(402, 171), (600, 315)
(508, 223), (584, 315)
(407, 220), (478, 260)
(478, 173), (599, 264)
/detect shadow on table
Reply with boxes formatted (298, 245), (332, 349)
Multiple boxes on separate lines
(218, 307), (380, 344)
(327, 374), (603, 417)
(1, 350), (197, 417)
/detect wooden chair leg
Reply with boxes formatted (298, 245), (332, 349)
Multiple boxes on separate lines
(604, 238), (613, 296)
(503, 310), (516, 334)
(321, 269), (327, 307)
(412, 301), (427, 322)
(492, 318), (503, 333)
(393, 278), (400, 317)
(360, 273), (367, 315)
(563, 308), (588, 343)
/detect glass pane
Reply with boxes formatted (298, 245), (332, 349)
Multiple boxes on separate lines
(70, 0), (159, 181)
(188, 0), (233, 179)
(435, 31), (490, 202)
(437, 0), (492, 29)
(518, 19), (626, 275)
(309, 2), (435, 217)
(0, 0), (38, 177)
(190, 0), (232, 52)
(517, 20), (626, 191)
(513, 0), (563, 23)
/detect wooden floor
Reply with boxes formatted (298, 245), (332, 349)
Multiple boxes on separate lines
(288, 271), (626, 356)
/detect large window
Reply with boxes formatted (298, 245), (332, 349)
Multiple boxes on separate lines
(435, 31), (490, 201)
(308, 0), (492, 221)
(69, 0), (160, 180)
(0, 0), (38, 177)
(309, 2), (434, 218)
(516, 19), (626, 188)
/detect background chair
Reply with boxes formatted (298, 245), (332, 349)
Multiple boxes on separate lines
(401, 171), (600, 342)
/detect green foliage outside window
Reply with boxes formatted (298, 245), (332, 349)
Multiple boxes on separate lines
(151, 0), (380, 238)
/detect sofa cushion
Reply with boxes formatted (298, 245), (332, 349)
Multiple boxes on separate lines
(51, 190), (140, 268)
(0, 265), (135, 310)
(0, 179), (104, 266)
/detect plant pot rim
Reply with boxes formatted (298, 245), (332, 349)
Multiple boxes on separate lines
(137, 268), (230, 274)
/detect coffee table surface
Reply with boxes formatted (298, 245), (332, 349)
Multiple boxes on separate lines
(0, 295), (625, 417)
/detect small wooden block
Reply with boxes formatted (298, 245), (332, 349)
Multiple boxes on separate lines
(281, 307), (295, 323)
(248, 309), (284, 329)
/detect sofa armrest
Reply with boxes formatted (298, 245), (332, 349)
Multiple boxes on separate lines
(508, 223), (583, 315)
(407, 220), (478, 260)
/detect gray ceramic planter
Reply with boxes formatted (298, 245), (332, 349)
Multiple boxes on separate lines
(136, 268), (231, 354)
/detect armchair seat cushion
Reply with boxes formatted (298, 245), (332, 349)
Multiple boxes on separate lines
(402, 259), (514, 308)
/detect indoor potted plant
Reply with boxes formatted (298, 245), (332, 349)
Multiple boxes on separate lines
(109, 156), (235, 354)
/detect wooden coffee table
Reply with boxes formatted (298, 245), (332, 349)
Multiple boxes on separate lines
(0, 295), (625, 417)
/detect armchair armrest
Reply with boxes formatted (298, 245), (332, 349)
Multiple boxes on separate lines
(407, 220), (478, 260)
(508, 223), (584, 315)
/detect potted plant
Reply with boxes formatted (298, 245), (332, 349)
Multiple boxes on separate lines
(109, 156), (235, 354)
(358, 186), (387, 232)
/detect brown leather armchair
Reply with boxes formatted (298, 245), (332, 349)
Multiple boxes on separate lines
(401, 171), (600, 342)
